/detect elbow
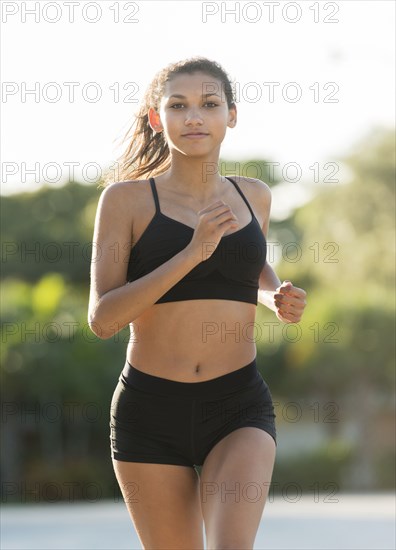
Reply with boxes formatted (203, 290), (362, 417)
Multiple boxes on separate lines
(89, 323), (114, 340)
(88, 299), (129, 340)
(88, 299), (109, 339)
(88, 312), (125, 340)
(88, 318), (110, 340)
(88, 310), (112, 340)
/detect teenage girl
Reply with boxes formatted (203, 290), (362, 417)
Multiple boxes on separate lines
(88, 57), (307, 549)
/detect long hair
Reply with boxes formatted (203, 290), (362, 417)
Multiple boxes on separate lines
(100, 57), (236, 188)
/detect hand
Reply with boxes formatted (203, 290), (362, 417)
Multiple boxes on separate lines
(273, 280), (307, 324)
(187, 200), (239, 263)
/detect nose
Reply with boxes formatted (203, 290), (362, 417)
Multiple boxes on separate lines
(184, 107), (203, 125)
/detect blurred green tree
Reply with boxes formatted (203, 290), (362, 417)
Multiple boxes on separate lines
(1, 129), (394, 499)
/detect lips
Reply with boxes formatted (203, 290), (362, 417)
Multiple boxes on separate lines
(183, 132), (209, 137)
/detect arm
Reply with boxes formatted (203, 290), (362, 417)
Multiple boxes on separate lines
(258, 261), (282, 313)
(245, 177), (307, 323)
(88, 183), (200, 340)
(259, 264), (307, 323)
(255, 181), (283, 313)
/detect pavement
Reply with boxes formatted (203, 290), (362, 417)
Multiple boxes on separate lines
(1, 492), (395, 549)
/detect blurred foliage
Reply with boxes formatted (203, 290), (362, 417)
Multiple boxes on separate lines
(279, 127), (395, 292)
(273, 438), (355, 494)
(1, 181), (96, 284)
(219, 157), (284, 186)
(1, 128), (395, 501)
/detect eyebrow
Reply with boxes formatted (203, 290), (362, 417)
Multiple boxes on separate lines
(167, 93), (221, 100)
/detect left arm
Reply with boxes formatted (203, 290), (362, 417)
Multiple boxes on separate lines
(259, 270), (307, 324)
(246, 177), (307, 323)
(258, 261), (281, 313)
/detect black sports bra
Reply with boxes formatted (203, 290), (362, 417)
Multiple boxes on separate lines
(126, 177), (267, 305)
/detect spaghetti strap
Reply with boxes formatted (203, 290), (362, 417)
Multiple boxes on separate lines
(127, 177), (267, 305)
(226, 177), (255, 219)
(149, 177), (160, 214)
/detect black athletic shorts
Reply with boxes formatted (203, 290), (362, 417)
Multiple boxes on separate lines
(109, 356), (277, 473)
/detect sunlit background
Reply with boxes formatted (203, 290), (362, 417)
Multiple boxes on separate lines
(1, 1), (395, 549)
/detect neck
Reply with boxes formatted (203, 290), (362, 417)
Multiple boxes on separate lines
(157, 150), (227, 201)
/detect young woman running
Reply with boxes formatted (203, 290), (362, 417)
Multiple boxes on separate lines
(88, 57), (307, 549)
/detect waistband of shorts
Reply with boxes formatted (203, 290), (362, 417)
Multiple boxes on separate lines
(121, 357), (260, 398)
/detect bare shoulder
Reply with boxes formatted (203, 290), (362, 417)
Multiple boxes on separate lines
(100, 179), (148, 202)
(232, 175), (271, 195)
(93, 178), (152, 254)
(98, 179), (152, 218)
(230, 175), (272, 213)
(89, 179), (151, 306)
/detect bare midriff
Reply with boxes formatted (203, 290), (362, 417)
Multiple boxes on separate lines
(127, 299), (257, 382)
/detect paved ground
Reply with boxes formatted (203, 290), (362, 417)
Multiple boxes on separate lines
(1, 493), (395, 549)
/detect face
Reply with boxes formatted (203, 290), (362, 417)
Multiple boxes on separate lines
(148, 71), (237, 156)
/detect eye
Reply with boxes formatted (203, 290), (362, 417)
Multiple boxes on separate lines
(169, 103), (184, 109)
(204, 102), (219, 108)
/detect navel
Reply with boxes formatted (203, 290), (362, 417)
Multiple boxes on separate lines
(195, 363), (200, 374)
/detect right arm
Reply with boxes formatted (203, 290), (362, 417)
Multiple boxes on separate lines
(87, 183), (239, 339)
(87, 184), (200, 339)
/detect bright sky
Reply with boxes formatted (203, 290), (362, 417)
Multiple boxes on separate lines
(1, 0), (395, 208)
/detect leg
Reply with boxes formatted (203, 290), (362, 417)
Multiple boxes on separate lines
(113, 460), (204, 549)
(199, 427), (276, 549)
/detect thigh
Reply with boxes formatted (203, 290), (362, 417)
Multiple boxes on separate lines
(113, 460), (204, 549)
(199, 426), (276, 549)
